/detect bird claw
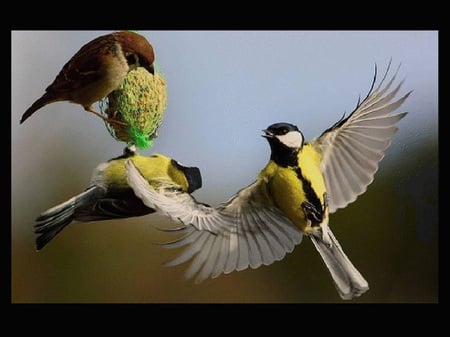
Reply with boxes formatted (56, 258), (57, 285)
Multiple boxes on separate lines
(105, 117), (128, 126)
(85, 106), (128, 126)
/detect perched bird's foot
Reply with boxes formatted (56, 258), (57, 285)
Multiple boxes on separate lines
(85, 107), (128, 126)
(105, 117), (128, 126)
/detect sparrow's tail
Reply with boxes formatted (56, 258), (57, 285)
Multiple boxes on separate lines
(20, 93), (60, 124)
(34, 186), (101, 250)
(310, 227), (369, 300)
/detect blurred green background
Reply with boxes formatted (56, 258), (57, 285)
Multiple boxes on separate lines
(11, 31), (438, 303)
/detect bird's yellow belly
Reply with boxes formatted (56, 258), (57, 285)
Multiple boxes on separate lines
(263, 145), (328, 234)
(269, 169), (311, 231)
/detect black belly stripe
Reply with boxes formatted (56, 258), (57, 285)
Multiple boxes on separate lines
(294, 167), (324, 226)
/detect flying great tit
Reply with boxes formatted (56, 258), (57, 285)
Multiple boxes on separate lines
(126, 63), (410, 300)
(34, 148), (202, 251)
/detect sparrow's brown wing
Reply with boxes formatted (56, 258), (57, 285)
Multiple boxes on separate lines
(46, 33), (117, 94)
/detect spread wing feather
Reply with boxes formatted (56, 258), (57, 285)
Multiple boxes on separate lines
(311, 63), (410, 213)
(126, 160), (303, 282)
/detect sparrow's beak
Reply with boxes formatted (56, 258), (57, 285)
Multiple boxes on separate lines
(262, 129), (274, 138)
(146, 63), (155, 75)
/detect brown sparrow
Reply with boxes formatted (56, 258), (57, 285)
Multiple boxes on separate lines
(20, 31), (155, 125)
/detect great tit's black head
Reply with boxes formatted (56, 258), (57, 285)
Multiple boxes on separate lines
(171, 160), (202, 194)
(262, 122), (304, 150)
(184, 167), (202, 193)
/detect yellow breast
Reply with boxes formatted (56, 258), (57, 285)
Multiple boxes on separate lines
(261, 144), (327, 232)
(297, 144), (327, 201)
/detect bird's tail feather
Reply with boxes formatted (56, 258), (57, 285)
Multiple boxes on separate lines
(310, 227), (369, 300)
(20, 93), (60, 124)
(34, 186), (100, 250)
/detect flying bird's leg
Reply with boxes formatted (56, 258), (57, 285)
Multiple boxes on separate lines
(302, 200), (324, 227)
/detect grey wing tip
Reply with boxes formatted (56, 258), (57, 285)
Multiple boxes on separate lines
(404, 90), (413, 99)
(397, 111), (409, 120)
(194, 275), (207, 284)
(154, 225), (190, 233)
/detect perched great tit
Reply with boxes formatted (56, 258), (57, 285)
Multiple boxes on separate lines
(126, 63), (410, 300)
(34, 148), (202, 251)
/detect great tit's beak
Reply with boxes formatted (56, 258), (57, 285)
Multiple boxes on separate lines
(262, 129), (274, 138)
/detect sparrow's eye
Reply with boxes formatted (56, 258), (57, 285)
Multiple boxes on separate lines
(126, 53), (138, 66)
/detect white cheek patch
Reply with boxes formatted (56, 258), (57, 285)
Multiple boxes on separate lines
(277, 131), (303, 148)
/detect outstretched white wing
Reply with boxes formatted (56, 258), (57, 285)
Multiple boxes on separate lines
(126, 160), (303, 282)
(311, 63), (410, 213)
